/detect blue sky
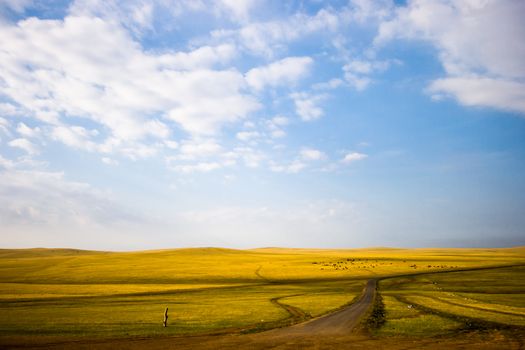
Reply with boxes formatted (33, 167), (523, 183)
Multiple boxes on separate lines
(1, 0), (524, 250)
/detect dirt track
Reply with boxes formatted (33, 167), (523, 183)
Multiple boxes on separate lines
(266, 279), (376, 336)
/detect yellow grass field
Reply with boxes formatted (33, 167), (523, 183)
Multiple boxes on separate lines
(0, 246), (524, 346)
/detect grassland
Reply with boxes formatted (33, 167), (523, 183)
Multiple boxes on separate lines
(0, 246), (524, 347)
(378, 264), (525, 339)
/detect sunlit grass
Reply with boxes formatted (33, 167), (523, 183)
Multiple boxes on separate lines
(379, 264), (525, 337)
(435, 294), (525, 316)
(378, 313), (461, 336)
(456, 293), (525, 308)
(0, 246), (523, 339)
(280, 280), (363, 317)
(2, 247), (523, 284)
(405, 295), (525, 326)
(0, 285), (289, 337)
(0, 283), (246, 299)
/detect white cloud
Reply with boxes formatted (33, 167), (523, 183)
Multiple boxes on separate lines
(270, 147), (327, 174)
(0, 102), (22, 116)
(68, 0), (182, 36)
(243, 121), (256, 128)
(345, 60), (373, 75)
(0, 117), (11, 136)
(95, 137), (160, 160)
(236, 130), (260, 142)
(101, 157), (118, 165)
(344, 73), (371, 91)
(214, 0), (258, 23)
(16, 122), (40, 138)
(165, 69), (259, 135)
(270, 129), (286, 139)
(51, 125), (98, 152)
(428, 77), (525, 113)
(0, 154), (15, 169)
(270, 116), (289, 126)
(162, 44), (237, 70)
(143, 119), (170, 139)
(0, 0), (33, 14)
(172, 161), (222, 173)
(0, 169), (102, 224)
(270, 160), (306, 174)
(70, 0), (260, 32)
(312, 78), (344, 91)
(341, 152), (368, 163)
(348, 0), (394, 23)
(291, 92), (325, 121)
(246, 56), (313, 91)
(8, 138), (38, 155)
(0, 167), (148, 249)
(300, 148), (326, 161)
(212, 8), (340, 57)
(343, 59), (395, 91)
(173, 199), (359, 246)
(164, 140), (179, 149)
(376, 0), (525, 114)
(178, 139), (222, 160)
(48, 125), (163, 161)
(0, 15), (259, 157)
(165, 142), (265, 171)
(225, 147), (264, 168)
(264, 116), (288, 139)
(0, 170), (172, 250)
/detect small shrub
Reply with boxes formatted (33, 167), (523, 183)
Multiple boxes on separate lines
(367, 293), (386, 331)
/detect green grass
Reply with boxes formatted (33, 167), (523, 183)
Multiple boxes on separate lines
(378, 264), (525, 337)
(378, 313), (461, 336)
(0, 285), (291, 337)
(404, 295), (525, 326)
(280, 280), (363, 317)
(377, 296), (460, 336)
(456, 293), (525, 308)
(0, 281), (369, 338)
(0, 247), (524, 340)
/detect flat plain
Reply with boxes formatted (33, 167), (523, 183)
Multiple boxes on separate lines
(0, 247), (524, 349)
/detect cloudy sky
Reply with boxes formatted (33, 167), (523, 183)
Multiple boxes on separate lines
(1, 0), (524, 250)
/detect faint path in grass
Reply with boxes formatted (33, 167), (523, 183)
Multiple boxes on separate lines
(270, 295), (310, 321)
(254, 266), (270, 282)
(237, 294), (312, 334)
(394, 294), (525, 331)
(412, 294), (525, 318)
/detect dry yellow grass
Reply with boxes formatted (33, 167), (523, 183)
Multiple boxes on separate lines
(0, 246), (523, 340)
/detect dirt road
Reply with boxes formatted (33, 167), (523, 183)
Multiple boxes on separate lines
(267, 279), (376, 336)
